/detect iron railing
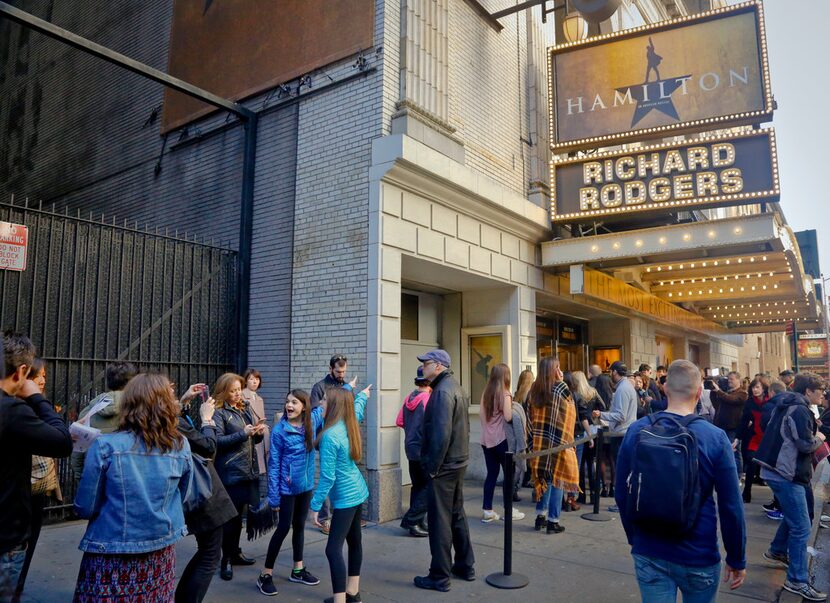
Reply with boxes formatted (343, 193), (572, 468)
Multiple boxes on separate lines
(0, 195), (239, 515)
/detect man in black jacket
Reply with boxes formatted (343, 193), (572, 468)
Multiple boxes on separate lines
(0, 332), (72, 599)
(414, 349), (474, 592)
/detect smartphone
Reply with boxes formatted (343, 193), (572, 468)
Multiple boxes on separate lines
(710, 368), (720, 377)
(199, 384), (210, 403)
(256, 418), (267, 425)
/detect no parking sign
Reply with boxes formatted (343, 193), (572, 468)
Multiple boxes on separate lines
(0, 221), (28, 271)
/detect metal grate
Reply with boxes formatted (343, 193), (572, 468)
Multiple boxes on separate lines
(0, 195), (239, 515)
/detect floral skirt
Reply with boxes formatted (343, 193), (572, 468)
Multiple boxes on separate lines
(73, 545), (175, 603)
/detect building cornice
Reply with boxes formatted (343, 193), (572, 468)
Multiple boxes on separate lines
(370, 134), (552, 242)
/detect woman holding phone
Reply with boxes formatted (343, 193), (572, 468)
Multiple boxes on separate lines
(213, 373), (266, 581)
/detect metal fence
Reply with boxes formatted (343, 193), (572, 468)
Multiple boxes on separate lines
(0, 196), (239, 515)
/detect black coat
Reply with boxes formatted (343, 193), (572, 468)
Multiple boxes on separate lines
(421, 370), (470, 477)
(177, 416), (237, 534)
(214, 404), (263, 486)
(590, 375), (614, 408)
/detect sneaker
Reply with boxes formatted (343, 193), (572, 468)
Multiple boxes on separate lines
(821, 514), (830, 523)
(289, 567), (320, 586)
(482, 510), (499, 523)
(763, 550), (789, 568)
(607, 505), (620, 513)
(257, 573), (278, 596)
(319, 519), (331, 535)
(763, 501), (779, 512)
(783, 579), (827, 601)
(500, 508), (525, 521)
(414, 575), (451, 592)
(766, 510), (784, 521)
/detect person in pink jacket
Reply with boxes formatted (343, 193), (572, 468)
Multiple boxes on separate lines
(396, 367), (431, 537)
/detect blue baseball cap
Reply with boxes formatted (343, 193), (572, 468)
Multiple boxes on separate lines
(417, 349), (451, 367)
(415, 366), (430, 383)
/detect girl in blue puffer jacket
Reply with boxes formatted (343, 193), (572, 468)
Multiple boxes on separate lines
(256, 389), (323, 596)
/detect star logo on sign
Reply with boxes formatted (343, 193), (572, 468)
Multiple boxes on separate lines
(619, 76), (691, 128)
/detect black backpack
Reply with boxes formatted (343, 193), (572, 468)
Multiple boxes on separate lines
(625, 413), (703, 535)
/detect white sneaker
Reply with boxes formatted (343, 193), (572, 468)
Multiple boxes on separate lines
(499, 508), (525, 521)
(481, 510), (499, 523)
(820, 514), (830, 522)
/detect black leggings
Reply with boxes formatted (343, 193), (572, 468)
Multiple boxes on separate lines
(222, 479), (258, 559)
(325, 504), (363, 593)
(264, 491), (312, 569)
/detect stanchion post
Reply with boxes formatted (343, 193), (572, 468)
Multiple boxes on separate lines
(485, 451), (529, 589)
(581, 427), (612, 522)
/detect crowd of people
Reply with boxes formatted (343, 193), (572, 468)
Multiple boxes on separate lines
(1, 325), (829, 603)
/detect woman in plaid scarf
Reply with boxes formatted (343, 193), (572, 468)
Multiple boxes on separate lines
(528, 356), (579, 534)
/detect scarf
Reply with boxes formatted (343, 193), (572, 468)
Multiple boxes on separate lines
(529, 381), (580, 499)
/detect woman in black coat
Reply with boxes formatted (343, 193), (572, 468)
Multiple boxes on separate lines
(175, 385), (237, 603)
(213, 373), (265, 580)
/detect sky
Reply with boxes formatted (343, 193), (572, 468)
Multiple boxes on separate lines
(761, 0), (830, 290)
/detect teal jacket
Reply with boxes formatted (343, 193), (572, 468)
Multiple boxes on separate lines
(310, 391), (369, 512)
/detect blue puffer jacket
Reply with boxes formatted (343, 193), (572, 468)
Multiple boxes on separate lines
(311, 391), (369, 512)
(267, 406), (325, 508)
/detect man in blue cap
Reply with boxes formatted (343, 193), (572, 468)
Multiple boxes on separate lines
(413, 349), (475, 592)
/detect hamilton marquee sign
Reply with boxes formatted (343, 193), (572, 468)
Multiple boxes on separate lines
(551, 129), (779, 222)
(548, 1), (773, 151)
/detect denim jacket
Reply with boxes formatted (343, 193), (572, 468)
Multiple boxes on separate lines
(74, 431), (193, 554)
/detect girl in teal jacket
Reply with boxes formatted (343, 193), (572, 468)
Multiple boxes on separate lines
(310, 383), (372, 603)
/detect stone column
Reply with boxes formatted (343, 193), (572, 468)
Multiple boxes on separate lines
(392, 0), (464, 161)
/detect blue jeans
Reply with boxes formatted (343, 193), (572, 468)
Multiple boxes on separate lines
(535, 480), (564, 521)
(767, 478), (811, 584)
(633, 554), (720, 603)
(0, 544), (27, 600)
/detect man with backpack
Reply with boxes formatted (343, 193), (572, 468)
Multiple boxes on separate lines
(615, 359), (746, 602)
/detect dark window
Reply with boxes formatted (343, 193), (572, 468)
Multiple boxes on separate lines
(401, 293), (419, 341)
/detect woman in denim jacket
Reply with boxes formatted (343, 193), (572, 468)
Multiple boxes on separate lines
(73, 373), (193, 603)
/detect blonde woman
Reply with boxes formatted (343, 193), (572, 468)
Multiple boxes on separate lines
(213, 373), (266, 581)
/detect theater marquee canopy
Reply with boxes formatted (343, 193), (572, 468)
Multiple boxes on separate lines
(548, 1), (773, 151)
(551, 129), (779, 222)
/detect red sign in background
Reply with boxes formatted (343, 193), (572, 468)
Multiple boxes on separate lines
(0, 221), (28, 271)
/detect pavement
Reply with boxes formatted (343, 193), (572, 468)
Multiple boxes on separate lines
(18, 480), (826, 603)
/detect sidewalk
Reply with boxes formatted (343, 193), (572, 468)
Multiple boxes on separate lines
(21, 481), (797, 602)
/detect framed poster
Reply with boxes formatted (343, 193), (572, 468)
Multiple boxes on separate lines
(461, 326), (512, 409)
(592, 347), (622, 372)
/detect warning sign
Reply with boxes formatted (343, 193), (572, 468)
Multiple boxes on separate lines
(0, 221), (28, 271)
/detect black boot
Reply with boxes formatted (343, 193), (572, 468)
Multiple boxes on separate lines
(220, 557), (233, 581)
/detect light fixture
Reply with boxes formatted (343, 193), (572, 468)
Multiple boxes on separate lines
(562, 10), (590, 43)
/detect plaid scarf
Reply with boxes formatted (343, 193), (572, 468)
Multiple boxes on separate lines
(529, 381), (579, 498)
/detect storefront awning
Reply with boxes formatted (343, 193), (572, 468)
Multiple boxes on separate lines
(541, 212), (820, 334)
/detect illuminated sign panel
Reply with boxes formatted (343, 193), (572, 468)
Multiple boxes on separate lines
(548, 1), (772, 151)
(551, 129), (779, 222)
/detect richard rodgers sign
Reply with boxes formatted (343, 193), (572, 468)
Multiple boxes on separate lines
(548, 1), (773, 151)
(551, 129), (779, 222)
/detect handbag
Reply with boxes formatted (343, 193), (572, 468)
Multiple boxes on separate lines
(31, 455), (58, 496)
(183, 453), (213, 514)
(813, 441), (830, 469)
